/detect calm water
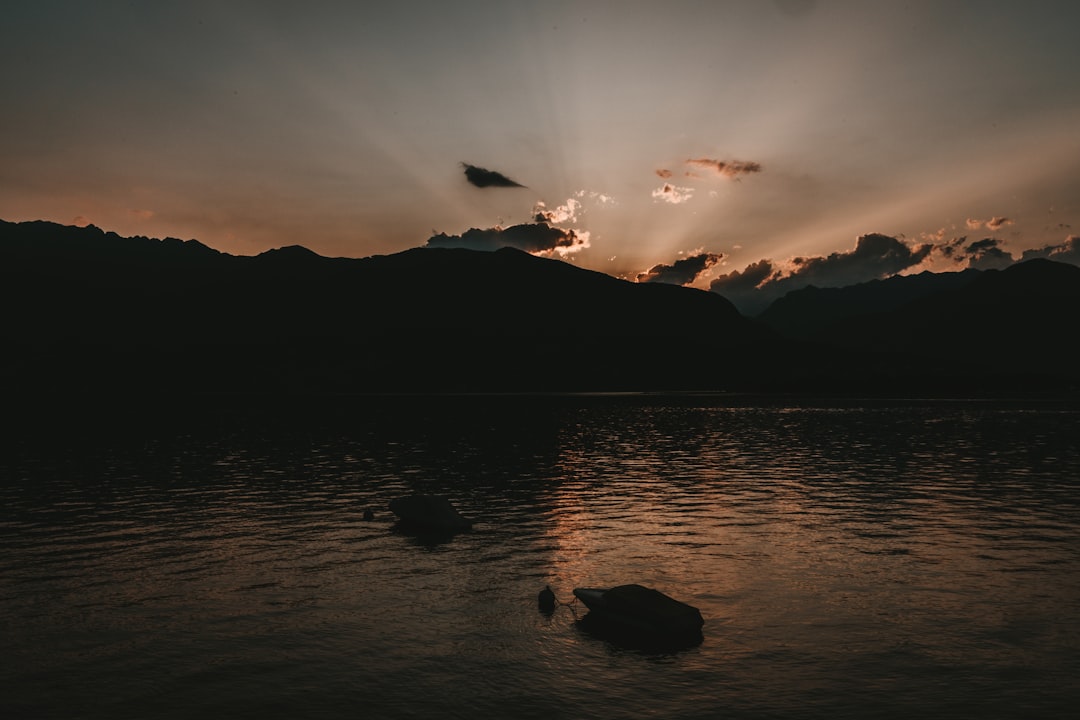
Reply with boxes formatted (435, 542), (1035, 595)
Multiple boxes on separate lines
(3, 396), (1079, 719)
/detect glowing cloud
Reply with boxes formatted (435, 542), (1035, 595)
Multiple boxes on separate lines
(637, 252), (722, 285)
(966, 216), (1014, 230)
(426, 222), (589, 257)
(533, 198), (581, 225)
(461, 163), (526, 189)
(576, 189), (615, 205)
(652, 183), (694, 204)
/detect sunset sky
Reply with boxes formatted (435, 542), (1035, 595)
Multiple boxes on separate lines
(4, 1), (1079, 308)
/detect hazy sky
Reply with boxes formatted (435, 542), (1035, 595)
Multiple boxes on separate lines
(4, 0), (1079, 292)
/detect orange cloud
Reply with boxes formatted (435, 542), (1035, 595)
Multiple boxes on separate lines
(966, 216), (1013, 230)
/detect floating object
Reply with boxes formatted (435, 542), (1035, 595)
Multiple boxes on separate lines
(572, 584), (704, 642)
(388, 494), (473, 534)
(538, 585), (557, 614)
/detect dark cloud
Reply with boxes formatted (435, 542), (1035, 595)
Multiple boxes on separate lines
(655, 168), (673, 179)
(966, 245), (1014, 270)
(933, 235), (1023, 269)
(966, 238), (999, 253)
(686, 158), (763, 178)
(787, 233), (933, 286)
(710, 259), (778, 295)
(637, 252), (722, 286)
(1020, 236), (1080, 266)
(938, 235), (968, 259)
(708, 260), (785, 316)
(426, 222), (588, 256)
(709, 234), (932, 316)
(942, 237), (1015, 270)
(461, 162), (526, 189)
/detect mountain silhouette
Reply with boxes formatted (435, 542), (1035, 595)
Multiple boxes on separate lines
(758, 268), (982, 340)
(812, 259), (1080, 378)
(1, 219), (790, 400)
(4, 219), (1076, 404)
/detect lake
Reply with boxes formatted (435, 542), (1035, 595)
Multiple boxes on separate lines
(3, 395), (1079, 719)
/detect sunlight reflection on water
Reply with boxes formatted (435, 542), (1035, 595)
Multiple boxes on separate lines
(2, 397), (1079, 718)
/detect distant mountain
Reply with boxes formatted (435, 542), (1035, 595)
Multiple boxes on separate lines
(1, 219), (790, 398)
(813, 259), (1080, 377)
(758, 269), (982, 340)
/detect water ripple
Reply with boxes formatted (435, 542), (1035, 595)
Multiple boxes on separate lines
(3, 400), (1080, 718)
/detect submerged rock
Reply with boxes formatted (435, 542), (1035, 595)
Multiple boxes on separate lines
(389, 494), (473, 533)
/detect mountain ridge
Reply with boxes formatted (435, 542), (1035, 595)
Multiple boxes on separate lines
(3, 218), (1077, 401)
(1, 219), (788, 397)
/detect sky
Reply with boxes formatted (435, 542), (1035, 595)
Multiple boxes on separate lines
(4, 1), (1080, 312)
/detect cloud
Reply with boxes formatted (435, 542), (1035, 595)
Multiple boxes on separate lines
(461, 162), (526, 189)
(533, 198), (581, 225)
(937, 235), (969, 260)
(652, 183), (694, 204)
(1020, 236), (1080, 266)
(963, 238), (1014, 270)
(710, 259), (778, 293)
(965, 216), (1014, 231)
(575, 189), (615, 205)
(786, 233), (934, 285)
(685, 158), (763, 178)
(426, 222), (589, 257)
(708, 260), (781, 315)
(637, 252), (722, 286)
(709, 233), (933, 315)
(655, 169), (673, 179)
(934, 235), (1016, 269)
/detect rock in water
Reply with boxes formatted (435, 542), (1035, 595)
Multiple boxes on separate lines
(388, 494), (473, 533)
(538, 585), (556, 613)
(572, 584), (704, 639)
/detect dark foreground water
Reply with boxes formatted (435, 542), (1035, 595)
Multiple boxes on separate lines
(3, 396), (1079, 719)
